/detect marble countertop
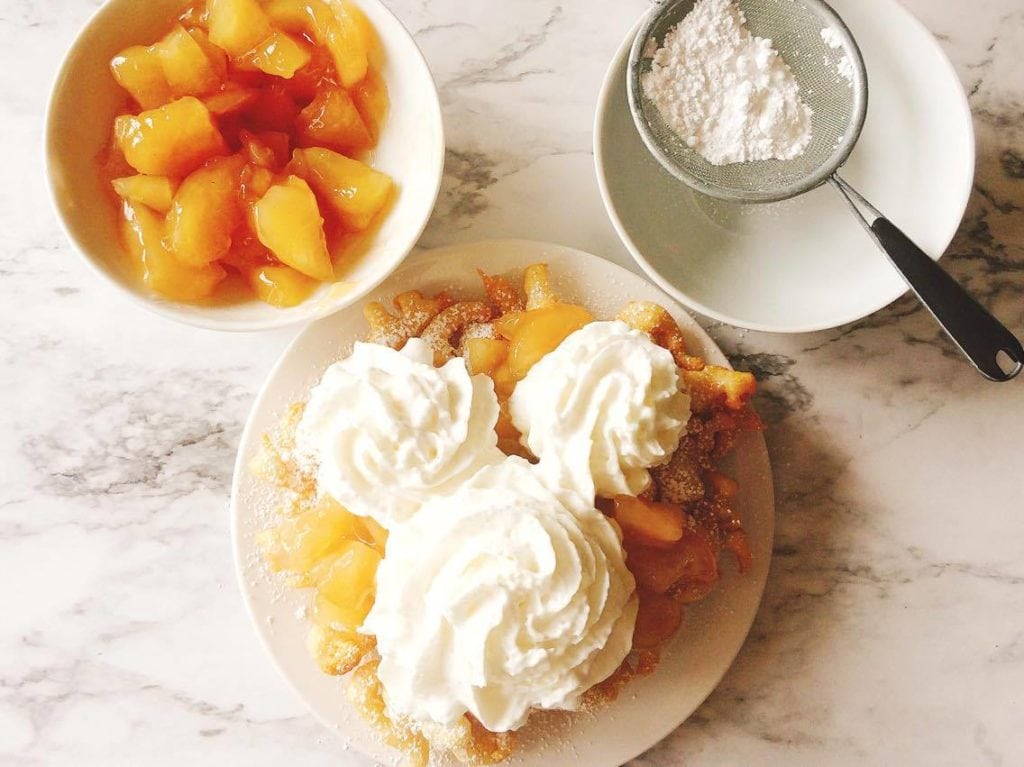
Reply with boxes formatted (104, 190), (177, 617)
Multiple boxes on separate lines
(2, 0), (1022, 764)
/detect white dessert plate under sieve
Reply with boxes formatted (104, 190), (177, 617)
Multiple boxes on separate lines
(595, 0), (976, 334)
(230, 240), (775, 766)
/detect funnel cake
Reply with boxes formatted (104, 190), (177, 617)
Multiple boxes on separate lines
(253, 262), (762, 766)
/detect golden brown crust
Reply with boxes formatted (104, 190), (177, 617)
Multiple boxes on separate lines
(422, 716), (515, 766)
(617, 298), (764, 670)
(363, 290), (454, 349)
(348, 660), (430, 767)
(616, 300), (705, 371)
(394, 290), (455, 333)
(683, 366), (758, 413)
(249, 403), (316, 505)
(522, 263), (557, 310)
(420, 301), (493, 365)
(478, 270), (525, 314)
(308, 625), (376, 676)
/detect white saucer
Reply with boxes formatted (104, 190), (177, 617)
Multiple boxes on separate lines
(231, 240), (775, 766)
(595, 0), (975, 333)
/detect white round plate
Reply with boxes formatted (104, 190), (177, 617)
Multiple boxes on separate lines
(595, 0), (975, 333)
(231, 240), (775, 765)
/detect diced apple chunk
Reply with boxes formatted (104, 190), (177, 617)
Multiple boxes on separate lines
(327, 2), (370, 87)
(349, 67), (388, 141)
(111, 175), (177, 213)
(239, 129), (289, 170)
(245, 31), (312, 79)
(613, 496), (685, 549)
(295, 87), (371, 153)
(361, 517), (388, 553)
(240, 162), (275, 203)
(505, 303), (593, 380)
(310, 540), (381, 631)
(264, 0), (368, 87)
(259, 496), (359, 576)
(494, 311), (525, 340)
(156, 24), (222, 97)
(110, 45), (172, 109)
(465, 338), (508, 376)
(290, 147), (392, 231)
(207, 0), (271, 57)
(187, 27), (229, 78)
(626, 543), (688, 595)
(202, 84), (258, 115)
(262, 0), (312, 33)
(282, 45), (336, 106)
(121, 200), (225, 301)
(114, 97), (225, 176)
(247, 264), (319, 307)
(165, 154), (245, 266)
(633, 591), (683, 650)
(253, 175), (333, 281)
(625, 528), (718, 595)
(340, 0), (382, 68)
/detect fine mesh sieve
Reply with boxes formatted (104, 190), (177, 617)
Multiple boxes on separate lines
(628, 0), (866, 203)
(626, 0), (1022, 381)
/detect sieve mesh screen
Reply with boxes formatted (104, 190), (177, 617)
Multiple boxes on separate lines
(628, 0), (868, 203)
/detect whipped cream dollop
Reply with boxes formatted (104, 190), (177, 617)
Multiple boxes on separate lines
(362, 458), (638, 732)
(510, 320), (690, 499)
(296, 338), (505, 528)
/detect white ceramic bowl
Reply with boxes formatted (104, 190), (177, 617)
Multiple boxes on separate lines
(231, 240), (775, 767)
(46, 0), (443, 332)
(595, 0), (975, 333)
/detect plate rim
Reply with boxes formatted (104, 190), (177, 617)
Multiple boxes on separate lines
(230, 238), (776, 765)
(594, 0), (977, 334)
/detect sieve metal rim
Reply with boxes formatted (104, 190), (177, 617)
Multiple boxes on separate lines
(626, 0), (870, 204)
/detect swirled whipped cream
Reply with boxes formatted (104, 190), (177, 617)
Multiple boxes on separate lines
(295, 338), (505, 528)
(510, 321), (690, 499)
(362, 458), (638, 732)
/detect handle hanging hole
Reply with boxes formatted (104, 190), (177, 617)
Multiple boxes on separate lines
(995, 349), (1023, 380)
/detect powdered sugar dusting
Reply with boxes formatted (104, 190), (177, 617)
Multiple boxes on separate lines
(641, 0), (814, 165)
(820, 26), (843, 48)
(821, 26), (854, 85)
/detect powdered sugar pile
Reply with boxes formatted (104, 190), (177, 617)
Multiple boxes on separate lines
(641, 0), (814, 166)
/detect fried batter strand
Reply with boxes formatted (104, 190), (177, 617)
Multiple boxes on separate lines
(684, 366), (758, 412)
(523, 263), (557, 309)
(478, 270), (525, 314)
(363, 290), (454, 349)
(420, 301), (493, 365)
(307, 625), (375, 676)
(348, 660), (430, 767)
(616, 300), (705, 370)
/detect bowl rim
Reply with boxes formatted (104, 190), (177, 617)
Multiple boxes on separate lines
(44, 0), (445, 333)
(594, 3), (976, 335)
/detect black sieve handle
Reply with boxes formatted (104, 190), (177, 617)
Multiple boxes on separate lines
(831, 175), (1023, 382)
